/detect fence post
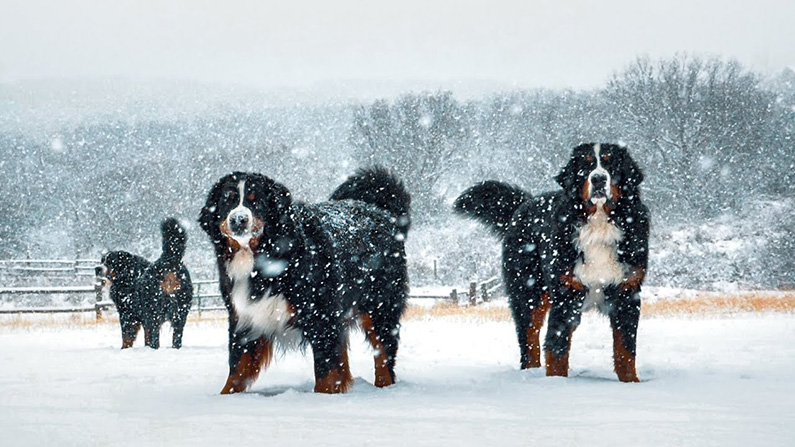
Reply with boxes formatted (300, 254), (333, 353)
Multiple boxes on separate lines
(94, 276), (104, 322)
(469, 281), (477, 306)
(196, 283), (203, 318)
(481, 282), (490, 302)
(450, 289), (457, 303)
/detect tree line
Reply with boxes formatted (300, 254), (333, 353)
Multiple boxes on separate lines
(1, 54), (793, 286)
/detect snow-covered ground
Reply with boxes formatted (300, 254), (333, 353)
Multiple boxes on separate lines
(1, 312), (793, 446)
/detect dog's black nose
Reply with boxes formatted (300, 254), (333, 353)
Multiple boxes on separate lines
(229, 213), (250, 234)
(591, 174), (607, 190)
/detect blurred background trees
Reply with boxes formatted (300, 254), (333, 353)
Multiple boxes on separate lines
(1, 54), (793, 287)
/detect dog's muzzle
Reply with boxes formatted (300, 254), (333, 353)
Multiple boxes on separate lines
(228, 210), (251, 236)
(590, 173), (608, 200)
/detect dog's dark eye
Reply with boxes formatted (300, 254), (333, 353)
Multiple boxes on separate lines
(248, 193), (255, 201)
(224, 190), (236, 200)
(586, 155), (594, 162)
(602, 154), (611, 162)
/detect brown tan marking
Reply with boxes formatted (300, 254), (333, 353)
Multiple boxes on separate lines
(612, 328), (639, 382)
(360, 313), (394, 387)
(249, 217), (265, 251)
(522, 294), (550, 369)
(160, 271), (181, 295)
(219, 216), (266, 254)
(143, 327), (152, 347)
(121, 328), (138, 349)
(314, 346), (354, 394)
(220, 337), (274, 394)
(561, 271), (585, 292)
(620, 267), (646, 292)
(545, 327), (574, 377)
(581, 179), (598, 216)
(219, 220), (243, 257)
(610, 182), (622, 202)
(545, 351), (570, 377)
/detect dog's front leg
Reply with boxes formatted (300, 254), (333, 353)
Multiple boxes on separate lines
(544, 277), (586, 377)
(605, 285), (641, 383)
(220, 331), (273, 395)
(311, 338), (353, 394)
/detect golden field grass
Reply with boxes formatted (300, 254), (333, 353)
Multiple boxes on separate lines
(406, 292), (795, 321)
(1, 292), (793, 329)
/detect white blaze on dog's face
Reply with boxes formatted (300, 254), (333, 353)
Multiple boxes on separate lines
(586, 143), (612, 204)
(220, 180), (262, 247)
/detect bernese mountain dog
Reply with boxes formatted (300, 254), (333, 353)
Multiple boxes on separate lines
(97, 218), (193, 349)
(199, 167), (410, 394)
(454, 143), (649, 382)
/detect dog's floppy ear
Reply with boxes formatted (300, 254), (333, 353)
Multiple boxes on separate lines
(198, 174), (234, 237)
(267, 179), (293, 213)
(625, 153), (644, 187)
(555, 155), (579, 193)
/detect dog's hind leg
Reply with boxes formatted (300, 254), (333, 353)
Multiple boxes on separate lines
(171, 321), (185, 349)
(360, 312), (400, 387)
(120, 317), (141, 349)
(171, 307), (189, 349)
(144, 323), (161, 349)
(512, 292), (550, 369)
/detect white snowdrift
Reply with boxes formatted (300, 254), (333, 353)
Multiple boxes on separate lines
(0, 312), (793, 446)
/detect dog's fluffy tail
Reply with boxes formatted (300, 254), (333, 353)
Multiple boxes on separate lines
(453, 181), (530, 238)
(161, 218), (187, 261)
(330, 166), (412, 238)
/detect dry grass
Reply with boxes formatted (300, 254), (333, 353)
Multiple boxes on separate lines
(1, 293), (793, 329)
(403, 302), (512, 322)
(0, 309), (229, 330)
(403, 292), (795, 322)
(642, 293), (795, 317)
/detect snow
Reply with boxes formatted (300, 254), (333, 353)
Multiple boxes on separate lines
(1, 312), (793, 446)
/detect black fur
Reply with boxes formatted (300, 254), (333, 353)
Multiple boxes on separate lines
(455, 143), (649, 381)
(98, 219), (193, 349)
(453, 180), (531, 237)
(199, 166), (410, 393)
(97, 251), (150, 348)
(134, 218), (193, 349)
(330, 166), (412, 238)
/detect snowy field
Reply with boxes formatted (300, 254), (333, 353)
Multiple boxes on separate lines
(1, 311), (794, 447)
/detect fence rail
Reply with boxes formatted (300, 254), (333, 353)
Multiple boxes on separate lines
(0, 259), (504, 318)
(0, 259), (98, 277)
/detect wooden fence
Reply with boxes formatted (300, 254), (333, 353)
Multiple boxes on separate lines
(0, 259), (504, 319)
(0, 259), (97, 278)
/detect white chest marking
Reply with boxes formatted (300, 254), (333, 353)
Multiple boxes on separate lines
(227, 248), (301, 348)
(573, 202), (626, 312)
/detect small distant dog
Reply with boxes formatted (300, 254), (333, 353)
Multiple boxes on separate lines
(199, 167), (410, 394)
(455, 143), (649, 382)
(96, 251), (150, 348)
(97, 218), (193, 349)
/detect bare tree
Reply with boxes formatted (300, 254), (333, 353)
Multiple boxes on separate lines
(605, 55), (779, 218)
(350, 91), (469, 221)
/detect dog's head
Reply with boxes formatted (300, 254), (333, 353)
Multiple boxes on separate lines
(556, 143), (644, 212)
(97, 250), (148, 288)
(199, 172), (295, 259)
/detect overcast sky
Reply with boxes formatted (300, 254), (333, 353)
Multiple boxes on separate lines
(1, 0), (794, 93)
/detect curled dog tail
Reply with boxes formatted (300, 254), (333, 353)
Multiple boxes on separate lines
(453, 181), (530, 238)
(330, 166), (411, 239)
(161, 218), (187, 261)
